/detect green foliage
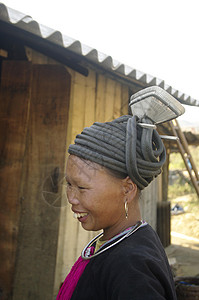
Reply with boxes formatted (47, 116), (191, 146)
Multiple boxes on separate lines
(169, 152), (185, 170)
(186, 194), (199, 210)
(168, 181), (194, 200)
(169, 146), (199, 171)
(168, 146), (199, 200)
(190, 145), (199, 169)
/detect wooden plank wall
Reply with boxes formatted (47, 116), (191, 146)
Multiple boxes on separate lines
(140, 177), (160, 230)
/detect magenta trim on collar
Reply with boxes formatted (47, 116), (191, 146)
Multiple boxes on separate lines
(56, 247), (94, 300)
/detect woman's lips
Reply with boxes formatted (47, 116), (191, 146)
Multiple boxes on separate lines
(73, 212), (89, 221)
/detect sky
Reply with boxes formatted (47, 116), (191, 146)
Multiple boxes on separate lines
(2, 0), (199, 125)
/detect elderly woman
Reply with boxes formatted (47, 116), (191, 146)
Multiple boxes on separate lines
(57, 88), (180, 300)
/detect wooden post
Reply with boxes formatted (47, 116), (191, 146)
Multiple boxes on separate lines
(10, 64), (70, 300)
(0, 61), (32, 299)
(157, 147), (171, 247)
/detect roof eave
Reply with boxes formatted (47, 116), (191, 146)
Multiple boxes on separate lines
(0, 3), (199, 107)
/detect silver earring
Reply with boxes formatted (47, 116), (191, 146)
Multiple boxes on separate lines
(125, 200), (128, 219)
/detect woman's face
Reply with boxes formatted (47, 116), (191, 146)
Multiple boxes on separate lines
(66, 155), (126, 239)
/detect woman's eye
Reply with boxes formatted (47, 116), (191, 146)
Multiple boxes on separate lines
(65, 181), (86, 190)
(78, 186), (85, 190)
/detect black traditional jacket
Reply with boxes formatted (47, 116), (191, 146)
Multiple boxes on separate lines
(71, 224), (177, 300)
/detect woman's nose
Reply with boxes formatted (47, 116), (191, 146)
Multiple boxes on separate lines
(67, 187), (79, 205)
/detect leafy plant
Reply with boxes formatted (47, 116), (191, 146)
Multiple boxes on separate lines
(168, 145), (199, 200)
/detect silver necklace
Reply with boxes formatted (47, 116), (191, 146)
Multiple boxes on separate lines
(81, 220), (144, 260)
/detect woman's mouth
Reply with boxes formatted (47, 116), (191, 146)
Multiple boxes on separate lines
(73, 212), (88, 221)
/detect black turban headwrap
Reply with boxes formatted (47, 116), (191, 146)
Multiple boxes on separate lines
(68, 115), (166, 190)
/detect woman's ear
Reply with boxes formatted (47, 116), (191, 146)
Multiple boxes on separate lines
(122, 176), (137, 201)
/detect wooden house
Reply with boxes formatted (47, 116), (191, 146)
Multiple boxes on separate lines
(0, 4), (199, 299)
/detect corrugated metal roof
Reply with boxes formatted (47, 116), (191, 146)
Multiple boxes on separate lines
(0, 3), (199, 107)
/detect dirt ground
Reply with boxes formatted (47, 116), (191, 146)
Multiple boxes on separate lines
(165, 194), (199, 278)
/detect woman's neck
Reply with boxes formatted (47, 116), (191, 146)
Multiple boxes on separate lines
(102, 218), (142, 241)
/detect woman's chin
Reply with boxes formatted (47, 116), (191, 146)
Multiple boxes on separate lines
(81, 222), (100, 232)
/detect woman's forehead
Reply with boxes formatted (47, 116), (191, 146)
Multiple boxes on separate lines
(67, 155), (99, 170)
(66, 155), (103, 180)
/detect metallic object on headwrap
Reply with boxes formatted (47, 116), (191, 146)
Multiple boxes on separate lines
(129, 86), (185, 124)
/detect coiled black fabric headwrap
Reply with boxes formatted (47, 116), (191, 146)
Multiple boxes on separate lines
(68, 115), (166, 190)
